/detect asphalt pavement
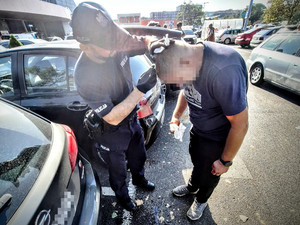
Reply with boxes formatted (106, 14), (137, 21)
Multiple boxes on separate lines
(95, 43), (300, 225)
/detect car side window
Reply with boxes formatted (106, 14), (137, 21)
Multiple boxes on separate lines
(24, 55), (77, 93)
(261, 36), (285, 51)
(276, 36), (300, 56)
(0, 56), (14, 97)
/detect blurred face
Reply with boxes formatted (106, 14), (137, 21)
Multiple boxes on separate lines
(79, 43), (115, 63)
(154, 41), (203, 85)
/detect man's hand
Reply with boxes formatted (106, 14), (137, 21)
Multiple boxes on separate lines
(136, 66), (157, 94)
(169, 118), (180, 133)
(211, 160), (229, 176)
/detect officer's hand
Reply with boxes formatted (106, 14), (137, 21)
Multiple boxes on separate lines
(137, 66), (157, 94)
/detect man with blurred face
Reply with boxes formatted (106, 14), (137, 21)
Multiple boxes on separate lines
(71, 2), (157, 212)
(151, 39), (248, 220)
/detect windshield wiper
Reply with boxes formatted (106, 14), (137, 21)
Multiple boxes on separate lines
(0, 193), (12, 213)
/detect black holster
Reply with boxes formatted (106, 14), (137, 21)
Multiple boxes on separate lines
(83, 110), (104, 139)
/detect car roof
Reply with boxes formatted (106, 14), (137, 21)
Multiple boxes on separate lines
(0, 40), (80, 53)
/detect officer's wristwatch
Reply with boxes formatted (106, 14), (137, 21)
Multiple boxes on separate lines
(219, 158), (233, 167)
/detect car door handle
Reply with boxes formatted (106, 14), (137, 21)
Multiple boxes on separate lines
(67, 101), (89, 111)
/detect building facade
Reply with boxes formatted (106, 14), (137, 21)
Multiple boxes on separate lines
(0, 0), (74, 39)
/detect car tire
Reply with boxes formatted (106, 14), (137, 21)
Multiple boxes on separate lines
(241, 44), (245, 48)
(224, 38), (231, 45)
(250, 63), (264, 86)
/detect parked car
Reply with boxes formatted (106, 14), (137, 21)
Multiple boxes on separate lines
(194, 29), (202, 38)
(246, 30), (300, 95)
(0, 98), (100, 224)
(46, 36), (63, 41)
(250, 26), (281, 48)
(0, 39), (48, 49)
(183, 29), (198, 44)
(0, 39), (165, 161)
(235, 25), (273, 48)
(215, 28), (244, 44)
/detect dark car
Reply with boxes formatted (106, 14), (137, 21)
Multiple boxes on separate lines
(235, 25), (273, 48)
(0, 98), (100, 224)
(0, 40), (165, 165)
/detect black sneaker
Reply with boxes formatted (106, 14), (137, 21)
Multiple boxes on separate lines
(132, 177), (155, 191)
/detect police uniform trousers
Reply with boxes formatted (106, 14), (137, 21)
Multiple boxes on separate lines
(97, 116), (146, 202)
(187, 128), (226, 203)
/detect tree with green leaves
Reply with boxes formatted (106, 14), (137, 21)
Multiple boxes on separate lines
(263, 0), (300, 25)
(241, 3), (267, 25)
(9, 35), (23, 48)
(177, 1), (205, 26)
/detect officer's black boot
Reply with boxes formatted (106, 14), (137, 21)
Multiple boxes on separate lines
(117, 197), (137, 211)
(132, 176), (155, 191)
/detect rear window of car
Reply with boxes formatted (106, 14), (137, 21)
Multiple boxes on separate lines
(183, 29), (195, 35)
(0, 100), (52, 223)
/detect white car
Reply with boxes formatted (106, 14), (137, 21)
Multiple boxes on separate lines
(215, 28), (244, 44)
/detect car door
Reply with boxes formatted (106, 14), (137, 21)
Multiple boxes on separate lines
(274, 35), (300, 93)
(262, 34), (288, 82)
(0, 52), (20, 104)
(17, 49), (89, 143)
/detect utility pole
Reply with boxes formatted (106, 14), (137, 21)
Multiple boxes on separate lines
(243, 0), (253, 30)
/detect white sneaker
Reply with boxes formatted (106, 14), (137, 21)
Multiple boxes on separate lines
(172, 185), (198, 197)
(187, 199), (207, 220)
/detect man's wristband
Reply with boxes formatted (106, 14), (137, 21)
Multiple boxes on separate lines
(219, 158), (233, 167)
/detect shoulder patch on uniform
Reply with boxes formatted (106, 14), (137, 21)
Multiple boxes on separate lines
(95, 104), (107, 114)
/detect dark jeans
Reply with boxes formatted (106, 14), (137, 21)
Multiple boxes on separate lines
(188, 128), (226, 203)
(97, 117), (146, 202)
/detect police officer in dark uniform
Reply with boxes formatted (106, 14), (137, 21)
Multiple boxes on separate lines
(71, 2), (156, 211)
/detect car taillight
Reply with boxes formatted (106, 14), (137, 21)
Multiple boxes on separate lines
(61, 125), (78, 172)
(137, 97), (153, 119)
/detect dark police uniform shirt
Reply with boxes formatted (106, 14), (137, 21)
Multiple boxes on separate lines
(184, 41), (248, 141)
(74, 35), (147, 121)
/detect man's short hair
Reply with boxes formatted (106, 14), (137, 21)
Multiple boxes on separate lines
(154, 40), (192, 82)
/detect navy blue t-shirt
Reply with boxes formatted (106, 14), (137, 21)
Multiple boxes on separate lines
(184, 41), (248, 141)
(74, 35), (147, 119)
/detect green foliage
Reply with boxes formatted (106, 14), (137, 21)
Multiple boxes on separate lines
(9, 35), (23, 48)
(263, 0), (300, 24)
(177, 1), (205, 25)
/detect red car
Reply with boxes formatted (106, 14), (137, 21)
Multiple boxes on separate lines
(235, 26), (272, 48)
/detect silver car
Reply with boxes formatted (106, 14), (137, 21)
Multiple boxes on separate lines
(215, 28), (244, 44)
(247, 30), (300, 95)
(250, 26), (281, 48)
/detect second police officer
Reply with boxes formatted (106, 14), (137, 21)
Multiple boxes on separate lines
(71, 2), (157, 211)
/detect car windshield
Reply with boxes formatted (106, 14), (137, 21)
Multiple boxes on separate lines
(256, 29), (272, 36)
(0, 101), (52, 222)
(183, 29), (194, 35)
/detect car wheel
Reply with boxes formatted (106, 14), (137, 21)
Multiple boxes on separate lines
(241, 45), (245, 48)
(224, 38), (231, 45)
(250, 63), (264, 86)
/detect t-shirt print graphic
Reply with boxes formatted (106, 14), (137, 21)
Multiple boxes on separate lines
(184, 84), (202, 109)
